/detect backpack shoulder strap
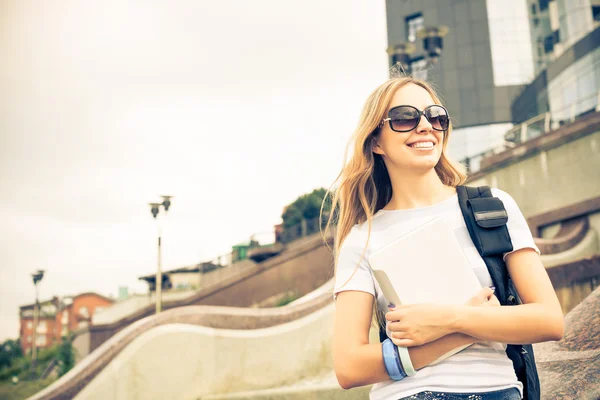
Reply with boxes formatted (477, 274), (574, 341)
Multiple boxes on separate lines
(457, 187), (541, 399)
(456, 185), (514, 305)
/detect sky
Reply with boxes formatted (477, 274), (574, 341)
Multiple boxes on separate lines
(0, 0), (389, 341)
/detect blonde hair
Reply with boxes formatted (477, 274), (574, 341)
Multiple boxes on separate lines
(322, 75), (466, 327)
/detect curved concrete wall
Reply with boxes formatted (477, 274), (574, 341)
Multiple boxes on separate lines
(540, 228), (599, 268)
(28, 283), (335, 400)
(32, 266), (600, 400)
(92, 290), (196, 325)
(75, 305), (334, 400)
(77, 233), (334, 358)
(29, 251), (600, 400)
(536, 217), (589, 254)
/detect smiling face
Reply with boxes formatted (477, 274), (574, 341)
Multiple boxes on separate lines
(372, 83), (447, 173)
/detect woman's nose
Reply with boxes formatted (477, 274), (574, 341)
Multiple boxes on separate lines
(416, 114), (433, 133)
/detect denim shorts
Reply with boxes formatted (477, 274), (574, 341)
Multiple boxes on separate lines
(398, 388), (521, 400)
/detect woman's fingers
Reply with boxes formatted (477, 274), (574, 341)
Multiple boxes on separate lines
(485, 287), (496, 301)
(484, 294), (501, 307)
(465, 286), (495, 306)
(391, 336), (417, 347)
(387, 321), (404, 331)
(385, 310), (401, 322)
(390, 331), (407, 339)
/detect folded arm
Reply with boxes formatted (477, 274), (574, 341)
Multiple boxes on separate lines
(333, 290), (478, 390)
(387, 249), (564, 347)
(450, 249), (563, 343)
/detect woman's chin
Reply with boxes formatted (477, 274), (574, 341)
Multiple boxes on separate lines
(387, 152), (442, 173)
(407, 158), (440, 172)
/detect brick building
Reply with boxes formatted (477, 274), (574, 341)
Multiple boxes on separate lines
(19, 292), (113, 354)
(19, 297), (59, 355)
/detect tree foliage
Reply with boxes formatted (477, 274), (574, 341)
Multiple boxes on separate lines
(56, 338), (75, 377)
(0, 339), (22, 371)
(281, 188), (331, 228)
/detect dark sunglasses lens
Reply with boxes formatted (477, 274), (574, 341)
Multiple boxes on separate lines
(389, 107), (419, 131)
(426, 106), (449, 130)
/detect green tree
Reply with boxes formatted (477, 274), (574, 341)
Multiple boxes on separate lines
(282, 188), (331, 228)
(56, 338), (75, 377)
(0, 339), (22, 370)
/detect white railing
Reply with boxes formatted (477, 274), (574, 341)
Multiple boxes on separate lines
(503, 112), (551, 146)
(461, 89), (600, 174)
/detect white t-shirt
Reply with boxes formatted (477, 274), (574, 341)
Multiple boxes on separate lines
(333, 188), (539, 400)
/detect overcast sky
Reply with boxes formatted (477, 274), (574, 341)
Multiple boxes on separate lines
(0, 1), (388, 341)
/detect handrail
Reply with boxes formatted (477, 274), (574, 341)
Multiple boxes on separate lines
(460, 91), (600, 174)
(203, 215), (329, 270)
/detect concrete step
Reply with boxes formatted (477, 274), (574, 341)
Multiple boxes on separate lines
(200, 372), (370, 400)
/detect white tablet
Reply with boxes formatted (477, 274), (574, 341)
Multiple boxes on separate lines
(369, 217), (482, 364)
(369, 216), (482, 307)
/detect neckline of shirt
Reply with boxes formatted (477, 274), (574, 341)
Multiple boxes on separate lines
(376, 192), (458, 214)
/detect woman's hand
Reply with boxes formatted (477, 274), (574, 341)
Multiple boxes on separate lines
(386, 287), (500, 347)
(466, 286), (500, 307)
(386, 304), (457, 347)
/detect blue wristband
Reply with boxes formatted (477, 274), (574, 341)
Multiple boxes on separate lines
(382, 339), (407, 381)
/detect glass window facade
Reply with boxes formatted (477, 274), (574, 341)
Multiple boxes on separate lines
(486, 0), (535, 86)
(548, 46), (600, 123)
(406, 13), (424, 43)
(557, 0), (594, 48)
(447, 123), (514, 172)
(593, 6), (600, 21)
(411, 58), (428, 81)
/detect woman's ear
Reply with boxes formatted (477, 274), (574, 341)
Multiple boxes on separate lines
(372, 136), (385, 155)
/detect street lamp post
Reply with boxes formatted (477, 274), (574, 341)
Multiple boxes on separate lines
(30, 269), (45, 371)
(387, 25), (449, 75)
(149, 195), (173, 314)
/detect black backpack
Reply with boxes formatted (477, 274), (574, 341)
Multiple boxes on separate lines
(378, 185), (541, 400)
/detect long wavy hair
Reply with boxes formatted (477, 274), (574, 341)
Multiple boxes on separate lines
(322, 76), (467, 326)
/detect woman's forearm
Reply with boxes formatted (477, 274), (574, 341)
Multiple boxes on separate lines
(450, 303), (564, 344)
(409, 333), (475, 370)
(336, 333), (476, 389)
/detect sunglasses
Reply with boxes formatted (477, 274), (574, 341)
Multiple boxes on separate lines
(380, 104), (450, 132)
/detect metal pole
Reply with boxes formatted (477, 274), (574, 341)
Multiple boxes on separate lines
(150, 197), (171, 314)
(156, 224), (162, 314)
(32, 283), (39, 367)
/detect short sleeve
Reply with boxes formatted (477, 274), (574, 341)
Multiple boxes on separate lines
(492, 189), (540, 260)
(333, 227), (376, 300)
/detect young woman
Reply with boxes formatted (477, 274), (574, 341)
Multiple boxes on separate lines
(328, 76), (564, 400)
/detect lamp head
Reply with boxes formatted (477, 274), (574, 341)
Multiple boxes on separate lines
(149, 203), (161, 218)
(386, 43), (417, 73)
(417, 26), (448, 60)
(160, 195), (173, 212)
(32, 270), (45, 285)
